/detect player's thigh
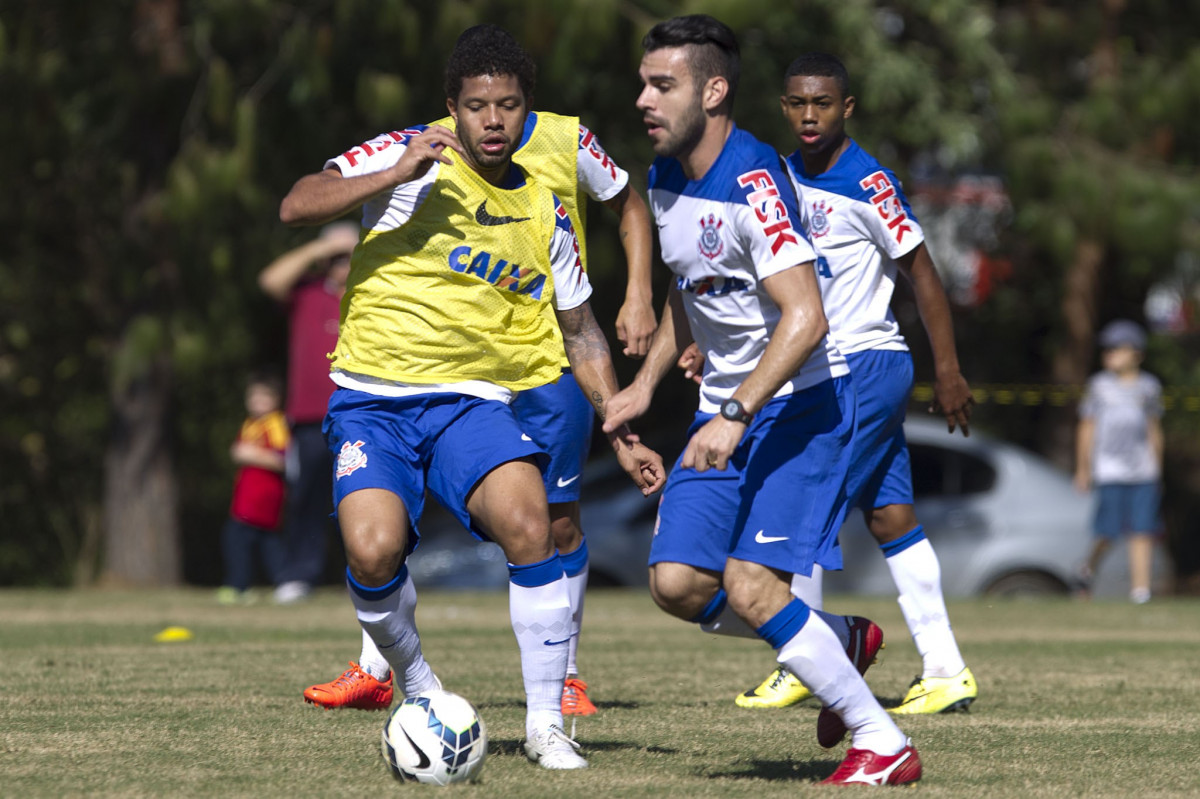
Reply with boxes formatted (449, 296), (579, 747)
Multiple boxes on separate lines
(649, 424), (742, 575)
(466, 458), (554, 565)
(425, 396), (547, 548)
(512, 372), (593, 504)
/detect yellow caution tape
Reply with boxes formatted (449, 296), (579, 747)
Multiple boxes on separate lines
(912, 383), (1200, 411)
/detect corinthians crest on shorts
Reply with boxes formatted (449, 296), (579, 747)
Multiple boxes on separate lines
(697, 213), (725, 260)
(336, 439), (368, 479)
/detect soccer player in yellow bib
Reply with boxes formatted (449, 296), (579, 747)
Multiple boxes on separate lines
(303, 101), (655, 718)
(279, 26), (665, 770)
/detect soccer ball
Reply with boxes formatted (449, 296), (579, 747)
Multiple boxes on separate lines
(381, 690), (488, 786)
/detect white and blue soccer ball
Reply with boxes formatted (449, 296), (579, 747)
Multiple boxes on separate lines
(381, 690), (488, 786)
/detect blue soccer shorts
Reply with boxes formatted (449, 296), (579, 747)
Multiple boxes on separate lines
(511, 370), (594, 504)
(649, 376), (856, 578)
(323, 388), (546, 552)
(844, 349), (916, 512)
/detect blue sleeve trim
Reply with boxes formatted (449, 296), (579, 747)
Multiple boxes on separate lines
(345, 564), (410, 601)
(756, 598), (812, 649)
(880, 525), (926, 558)
(508, 552), (565, 587)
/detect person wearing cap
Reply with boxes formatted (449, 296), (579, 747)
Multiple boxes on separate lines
(1074, 319), (1163, 603)
(258, 221), (359, 603)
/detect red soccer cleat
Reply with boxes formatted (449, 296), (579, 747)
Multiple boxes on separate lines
(303, 661), (393, 710)
(817, 616), (885, 748)
(820, 741), (922, 786)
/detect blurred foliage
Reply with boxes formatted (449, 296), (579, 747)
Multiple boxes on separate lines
(1, 0), (1197, 587)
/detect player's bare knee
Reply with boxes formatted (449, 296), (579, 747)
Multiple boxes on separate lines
(492, 513), (555, 566)
(649, 563), (716, 619)
(866, 503), (919, 544)
(548, 508), (583, 553)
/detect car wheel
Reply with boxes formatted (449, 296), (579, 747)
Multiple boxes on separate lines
(983, 571), (1069, 597)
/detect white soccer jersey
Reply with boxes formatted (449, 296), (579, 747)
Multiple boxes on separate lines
(785, 140), (925, 355)
(648, 126), (848, 414)
(576, 123), (629, 203)
(325, 125), (592, 313)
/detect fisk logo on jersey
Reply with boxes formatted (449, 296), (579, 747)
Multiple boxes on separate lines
(736, 169), (800, 255)
(579, 126), (620, 182)
(859, 171), (914, 245)
(698, 214), (725, 260)
(676, 274), (750, 296)
(339, 127), (426, 168)
(809, 200), (834, 238)
(448, 246), (548, 299)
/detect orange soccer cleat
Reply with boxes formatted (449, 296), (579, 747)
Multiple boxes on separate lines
(561, 676), (597, 716)
(303, 661), (393, 710)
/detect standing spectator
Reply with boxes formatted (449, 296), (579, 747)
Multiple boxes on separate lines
(218, 372), (290, 604)
(1075, 319), (1164, 604)
(258, 222), (357, 603)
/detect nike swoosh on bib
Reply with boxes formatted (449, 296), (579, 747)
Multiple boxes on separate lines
(476, 200), (530, 226)
(754, 530), (788, 544)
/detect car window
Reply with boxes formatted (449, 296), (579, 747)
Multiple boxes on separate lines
(908, 444), (996, 498)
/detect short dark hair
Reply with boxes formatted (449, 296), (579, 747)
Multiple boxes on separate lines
(784, 52), (851, 98)
(246, 369), (283, 398)
(444, 24), (536, 102)
(642, 14), (739, 107)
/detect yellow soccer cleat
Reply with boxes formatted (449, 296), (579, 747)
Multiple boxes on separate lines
(891, 667), (978, 714)
(735, 666), (813, 709)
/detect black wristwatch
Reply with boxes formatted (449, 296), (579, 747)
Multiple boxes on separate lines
(719, 398), (753, 424)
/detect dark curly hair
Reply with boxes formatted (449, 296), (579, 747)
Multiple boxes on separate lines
(444, 24), (536, 102)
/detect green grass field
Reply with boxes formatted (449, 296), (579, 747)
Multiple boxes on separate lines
(3, 587), (1199, 797)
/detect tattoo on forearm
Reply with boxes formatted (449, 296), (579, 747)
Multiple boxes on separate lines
(590, 390), (605, 421)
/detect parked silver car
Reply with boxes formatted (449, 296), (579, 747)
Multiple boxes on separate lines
(407, 418), (1161, 597)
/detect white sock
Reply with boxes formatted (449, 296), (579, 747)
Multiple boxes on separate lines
(777, 614), (906, 755)
(790, 564), (824, 610)
(348, 573), (440, 696)
(509, 565), (571, 737)
(565, 562), (587, 677)
(886, 538), (966, 678)
(358, 627), (392, 681)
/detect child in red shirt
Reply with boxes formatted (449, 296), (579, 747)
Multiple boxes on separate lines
(218, 373), (291, 604)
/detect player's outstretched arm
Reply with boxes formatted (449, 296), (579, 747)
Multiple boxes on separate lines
(279, 126), (465, 227)
(897, 243), (972, 436)
(603, 283), (693, 434)
(557, 301), (666, 495)
(602, 186), (657, 358)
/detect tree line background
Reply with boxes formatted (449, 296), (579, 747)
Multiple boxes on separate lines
(3, 0), (1199, 588)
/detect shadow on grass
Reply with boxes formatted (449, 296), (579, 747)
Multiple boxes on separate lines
(703, 757), (838, 783)
(488, 739), (679, 758)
